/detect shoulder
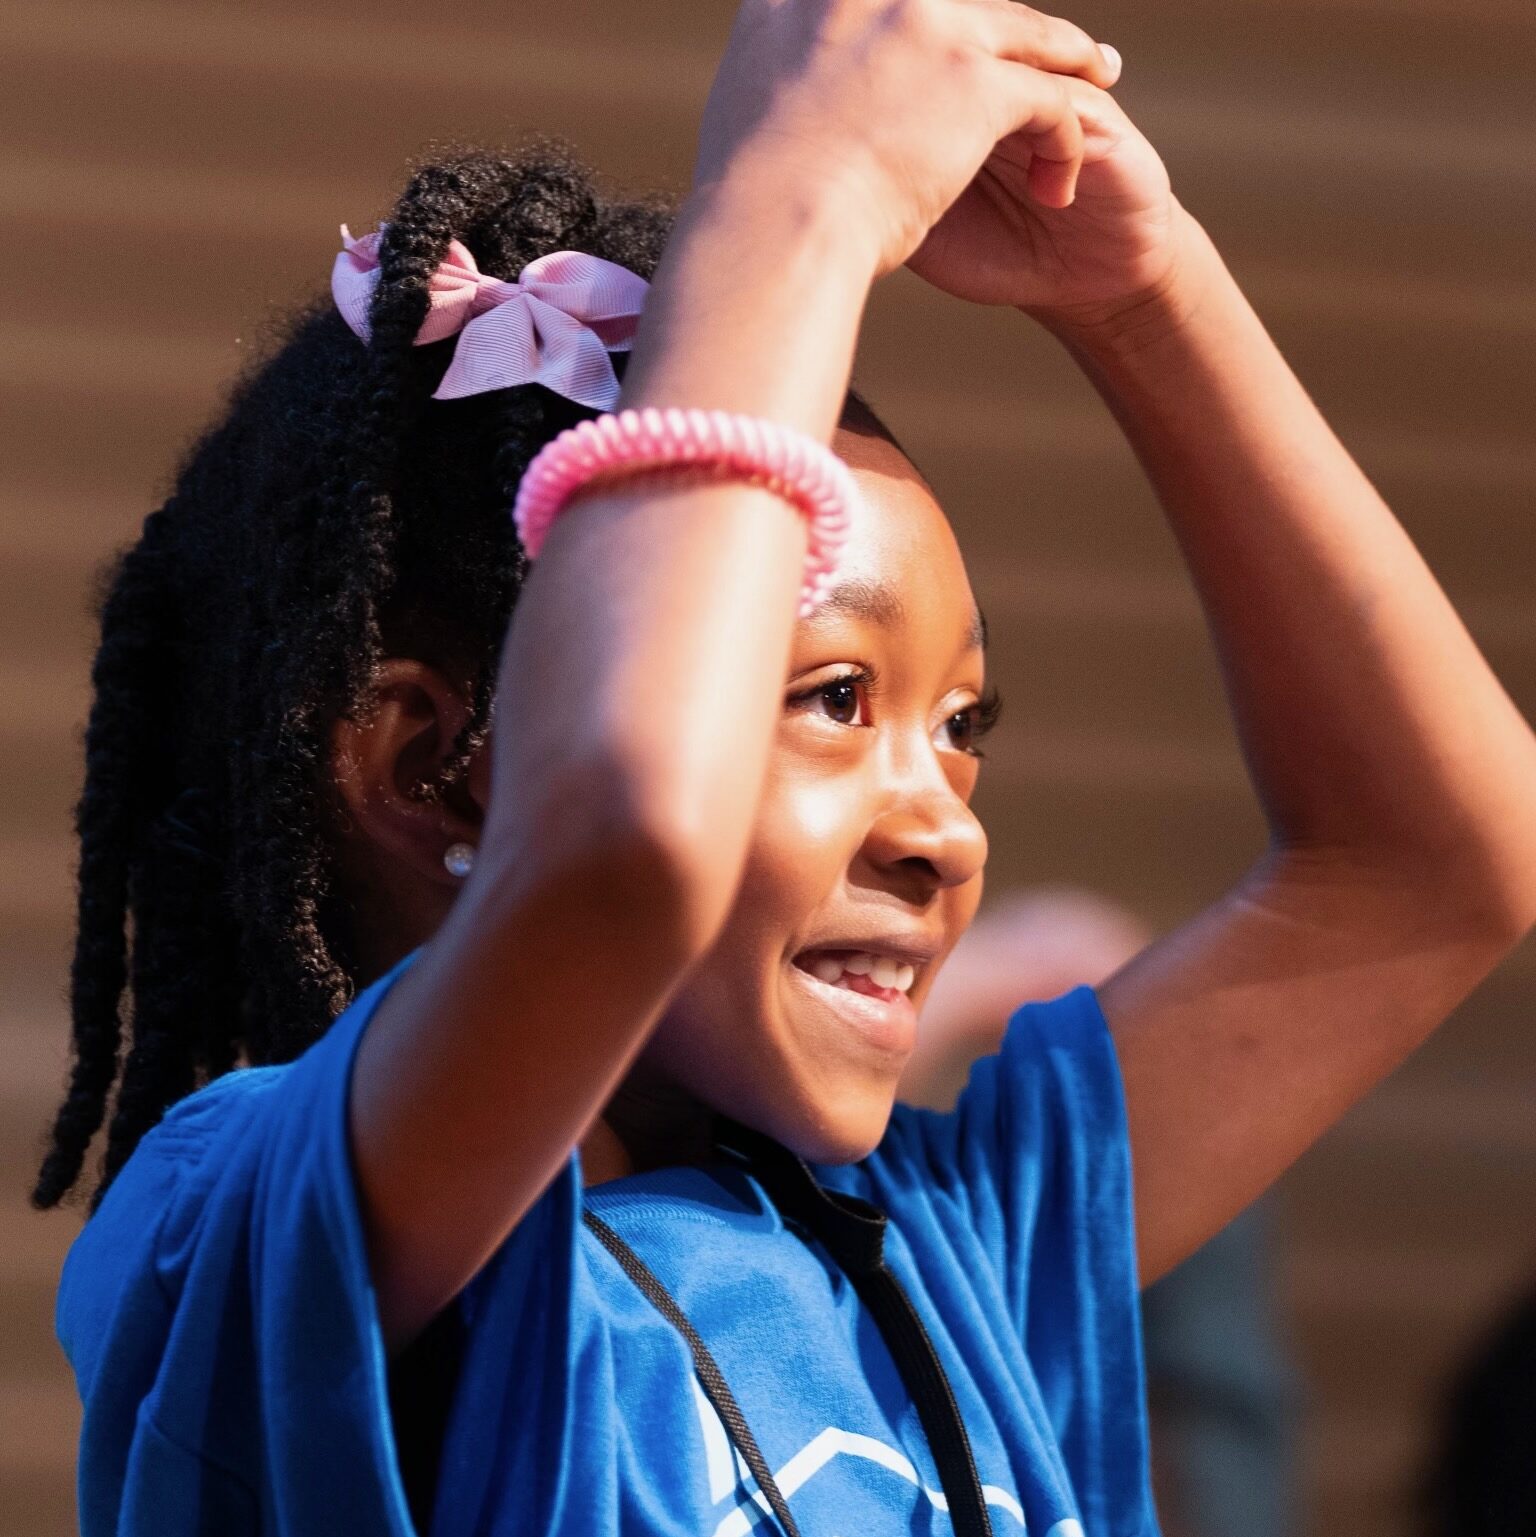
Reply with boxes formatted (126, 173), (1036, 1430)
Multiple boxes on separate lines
(114, 947), (424, 1218)
(989, 983), (1127, 1151)
(148, 1063), (290, 1160)
(865, 985), (1123, 1190)
(98, 1060), (300, 1248)
(57, 1064), (288, 1348)
(60, 953), (420, 1348)
(812, 986), (1135, 1286)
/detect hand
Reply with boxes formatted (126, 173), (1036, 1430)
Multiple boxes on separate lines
(905, 51), (1193, 322)
(692, 0), (1121, 284)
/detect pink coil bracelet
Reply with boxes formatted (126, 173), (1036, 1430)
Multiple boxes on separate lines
(511, 407), (856, 617)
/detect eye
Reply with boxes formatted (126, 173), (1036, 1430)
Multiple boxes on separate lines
(939, 687), (1003, 757)
(787, 668), (874, 728)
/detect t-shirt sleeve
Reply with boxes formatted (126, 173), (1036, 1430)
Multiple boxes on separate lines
(56, 947), (427, 1537)
(855, 985), (1151, 1530)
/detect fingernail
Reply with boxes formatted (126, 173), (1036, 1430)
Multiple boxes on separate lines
(1099, 43), (1122, 77)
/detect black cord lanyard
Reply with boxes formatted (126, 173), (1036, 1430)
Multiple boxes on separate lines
(582, 1121), (995, 1537)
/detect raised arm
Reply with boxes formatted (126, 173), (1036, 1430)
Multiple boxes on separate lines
(349, 184), (858, 1356)
(904, 64), (1536, 1286)
(347, 0), (1122, 1355)
(1051, 212), (1536, 1283)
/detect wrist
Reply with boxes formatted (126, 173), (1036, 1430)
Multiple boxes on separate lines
(686, 157), (884, 287)
(1023, 205), (1225, 365)
(620, 165), (879, 439)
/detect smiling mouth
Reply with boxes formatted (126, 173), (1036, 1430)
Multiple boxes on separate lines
(791, 949), (917, 1003)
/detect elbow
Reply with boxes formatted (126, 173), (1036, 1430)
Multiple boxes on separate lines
(1263, 836), (1536, 968)
(1419, 820), (1536, 950)
(1455, 863), (1536, 953)
(1407, 790), (1536, 950)
(497, 753), (746, 965)
(1383, 841), (1536, 956)
(587, 816), (739, 968)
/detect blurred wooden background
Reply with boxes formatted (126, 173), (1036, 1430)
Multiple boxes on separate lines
(1, 1), (1532, 1532)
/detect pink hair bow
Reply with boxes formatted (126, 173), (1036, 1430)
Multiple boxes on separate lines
(331, 224), (650, 409)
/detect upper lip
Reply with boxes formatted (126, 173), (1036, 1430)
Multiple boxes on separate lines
(792, 934), (944, 968)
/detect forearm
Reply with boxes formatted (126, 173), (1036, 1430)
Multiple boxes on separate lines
(492, 177), (875, 910)
(354, 180), (876, 1352)
(1039, 208), (1536, 929)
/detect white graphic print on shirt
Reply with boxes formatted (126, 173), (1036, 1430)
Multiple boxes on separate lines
(690, 1380), (1085, 1537)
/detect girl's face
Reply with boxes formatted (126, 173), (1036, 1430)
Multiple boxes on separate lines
(617, 426), (990, 1166)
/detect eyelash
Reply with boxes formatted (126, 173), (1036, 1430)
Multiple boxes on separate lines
(786, 667), (1004, 758)
(967, 688), (1005, 757)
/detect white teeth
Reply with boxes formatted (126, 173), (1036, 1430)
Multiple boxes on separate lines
(800, 950), (920, 995)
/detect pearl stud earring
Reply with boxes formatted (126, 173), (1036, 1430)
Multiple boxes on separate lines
(443, 842), (476, 879)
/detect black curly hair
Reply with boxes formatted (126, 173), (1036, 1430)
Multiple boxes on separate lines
(31, 140), (904, 1215)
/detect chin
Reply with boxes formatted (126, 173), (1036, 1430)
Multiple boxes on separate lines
(763, 1082), (899, 1168)
(654, 989), (909, 1167)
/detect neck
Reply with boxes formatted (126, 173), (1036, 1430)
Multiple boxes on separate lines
(580, 1078), (724, 1188)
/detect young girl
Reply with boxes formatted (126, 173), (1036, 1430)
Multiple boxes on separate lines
(37, 2), (1536, 1534)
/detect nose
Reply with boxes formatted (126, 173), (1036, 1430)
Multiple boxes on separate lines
(858, 749), (988, 897)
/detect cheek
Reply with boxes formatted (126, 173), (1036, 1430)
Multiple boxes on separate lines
(647, 774), (862, 1073)
(767, 762), (861, 860)
(705, 762), (865, 973)
(762, 753), (861, 885)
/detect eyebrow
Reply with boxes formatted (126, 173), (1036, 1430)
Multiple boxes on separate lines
(808, 577), (988, 652)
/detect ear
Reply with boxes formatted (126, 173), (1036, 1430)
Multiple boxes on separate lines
(329, 658), (488, 891)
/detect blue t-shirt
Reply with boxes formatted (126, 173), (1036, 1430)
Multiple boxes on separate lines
(57, 949), (1159, 1536)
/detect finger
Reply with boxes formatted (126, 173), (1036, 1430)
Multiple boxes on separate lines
(1054, 72), (1134, 162)
(987, 62), (1086, 206)
(963, 0), (1121, 90)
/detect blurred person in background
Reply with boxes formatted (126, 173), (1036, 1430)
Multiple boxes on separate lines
(900, 889), (1302, 1537)
(1420, 1280), (1536, 1536)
